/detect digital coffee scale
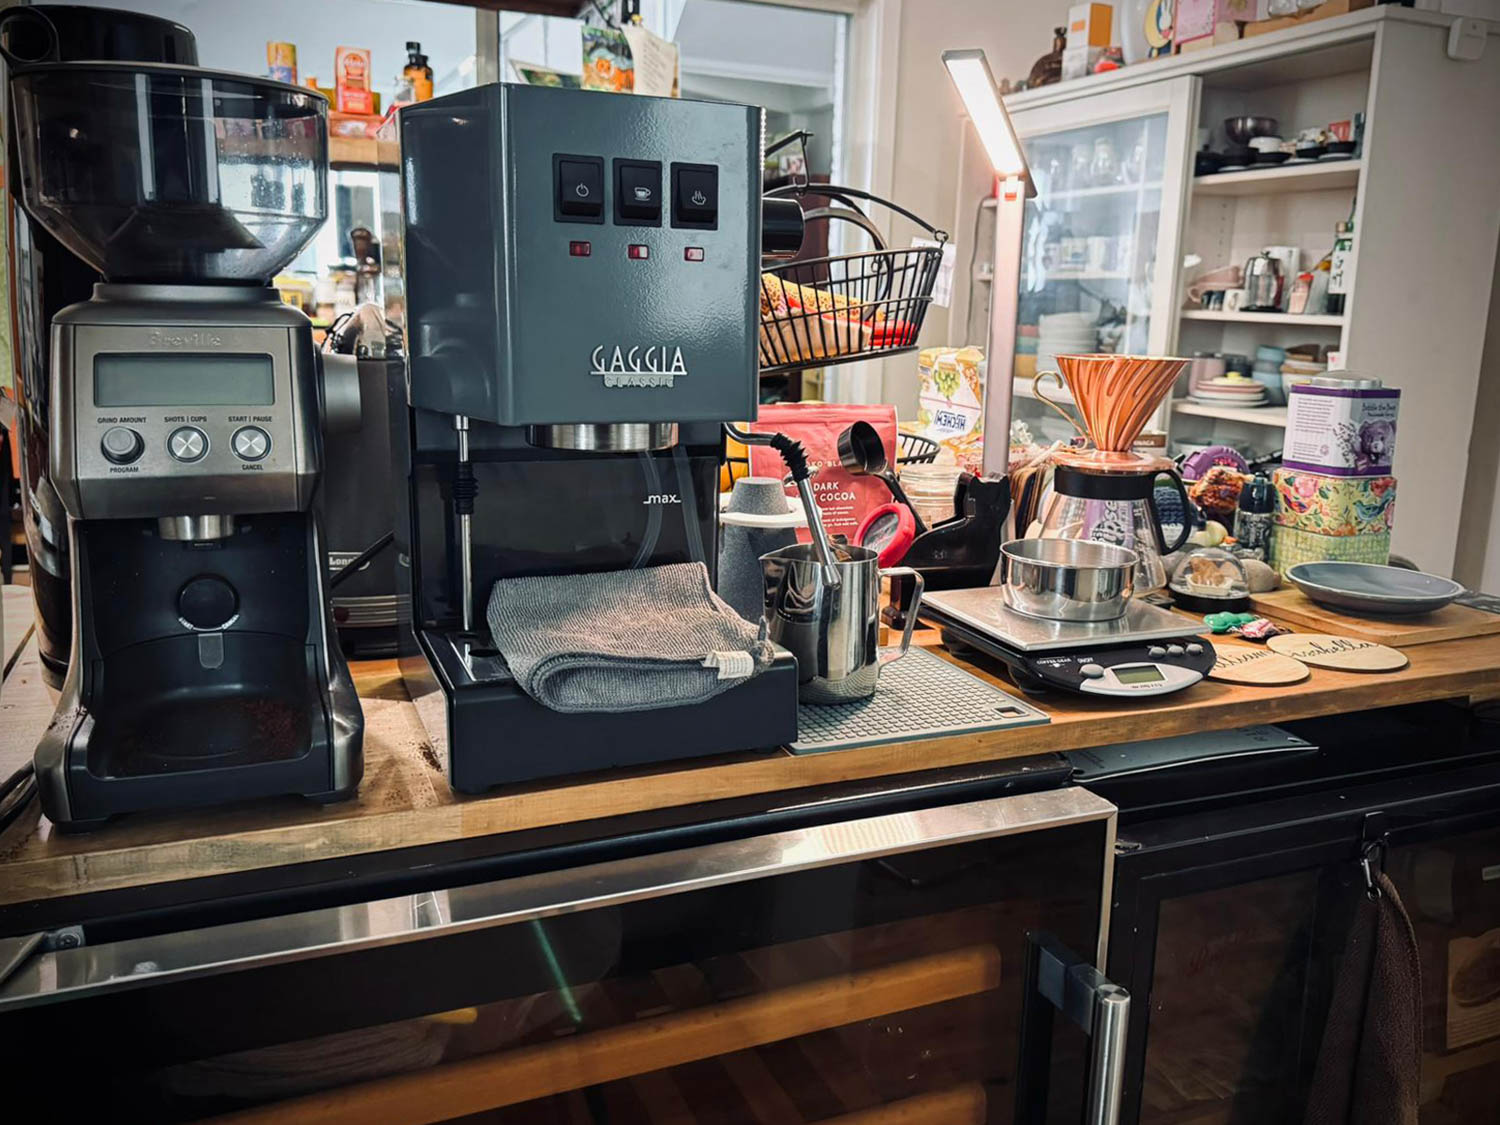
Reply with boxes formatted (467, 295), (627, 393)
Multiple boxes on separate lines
(922, 587), (1216, 698)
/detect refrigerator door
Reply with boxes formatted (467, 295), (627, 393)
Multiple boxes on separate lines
(977, 78), (1197, 449)
(1, 786), (1125, 1124)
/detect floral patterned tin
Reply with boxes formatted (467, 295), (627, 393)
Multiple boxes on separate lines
(1273, 468), (1396, 538)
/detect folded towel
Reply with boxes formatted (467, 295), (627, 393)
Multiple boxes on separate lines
(487, 562), (774, 714)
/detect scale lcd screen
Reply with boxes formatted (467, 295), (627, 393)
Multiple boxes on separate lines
(94, 354), (275, 407)
(1114, 664), (1166, 685)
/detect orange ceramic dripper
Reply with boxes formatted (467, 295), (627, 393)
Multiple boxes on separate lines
(1034, 354), (1189, 452)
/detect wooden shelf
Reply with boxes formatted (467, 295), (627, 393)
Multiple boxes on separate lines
(1193, 159), (1361, 197)
(1180, 309), (1344, 327)
(329, 135), (399, 171)
(1173, 400), (1288, 427)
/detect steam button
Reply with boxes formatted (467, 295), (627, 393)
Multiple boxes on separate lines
(168, 426), (208, 463)
(671, 164), (718, 228)
(232, 426), (271, 461)
(100, 426), (144, 465)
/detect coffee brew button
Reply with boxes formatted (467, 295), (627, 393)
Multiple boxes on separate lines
(232, 425), (271, 461)
(168, 425), (208, 463)
(100, 426), (144, 465)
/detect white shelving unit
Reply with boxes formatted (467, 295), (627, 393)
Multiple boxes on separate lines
(990, 7), (1500, 576)
(1179, 309), (1344, 327)
(1192, 160), (1361, 197)
(1172, 401), (1288, 427)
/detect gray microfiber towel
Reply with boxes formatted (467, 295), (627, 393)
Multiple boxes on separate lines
(487, 561), (774, 714)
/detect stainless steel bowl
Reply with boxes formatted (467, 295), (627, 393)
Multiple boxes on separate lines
(1001, 538), (1138, 622)
(1224, 115), (1278, 146)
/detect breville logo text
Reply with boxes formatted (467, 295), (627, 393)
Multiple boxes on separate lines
(591, 344), (686, 389)
(643, 494), (681, 505)
(150, 330), (224, 348)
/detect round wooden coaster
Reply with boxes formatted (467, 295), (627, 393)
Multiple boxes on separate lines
(1266, 633), (1409, 672)
(1207, 643), (1311, 685)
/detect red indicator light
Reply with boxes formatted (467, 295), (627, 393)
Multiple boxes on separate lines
(628, 244), (650, 260)
(684, 247), (705, 261)
(568, 240), (591, 257)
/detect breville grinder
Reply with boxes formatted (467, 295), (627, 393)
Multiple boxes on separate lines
(6, 34), (363, 826)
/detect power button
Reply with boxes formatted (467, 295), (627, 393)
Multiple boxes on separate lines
(554, 154), (604, 224)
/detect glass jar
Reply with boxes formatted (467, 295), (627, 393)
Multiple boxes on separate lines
(1170, 546), (1251, 613)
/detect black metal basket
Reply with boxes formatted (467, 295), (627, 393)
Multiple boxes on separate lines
(760, 181), (947, 377)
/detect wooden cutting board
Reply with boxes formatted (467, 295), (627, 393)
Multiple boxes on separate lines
(1248, 587), (1500, 647)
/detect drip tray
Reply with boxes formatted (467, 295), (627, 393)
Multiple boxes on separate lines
(791, 648), (1049, 755)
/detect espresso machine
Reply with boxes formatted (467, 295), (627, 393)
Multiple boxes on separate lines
(6, 24), (363, 826)
(3, 5), (199, 689)
(396, 84), (801, 793)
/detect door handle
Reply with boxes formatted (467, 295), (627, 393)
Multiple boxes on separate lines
(1015, 930), (1131, 1125)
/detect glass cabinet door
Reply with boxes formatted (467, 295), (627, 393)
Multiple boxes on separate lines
(1, 791), (1120, 1125)
(1002, 80), (1196, 447)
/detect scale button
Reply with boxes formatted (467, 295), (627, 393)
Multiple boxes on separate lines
(100, 425), (144, 465)
(167, 425), (208, 463)
(1079, 662), (1105, 678)
(1186, 642), (1204, 655)
(231, 425), (271, 461)
(1147, 645), (1167, 658)
(1167, 644), (1185, 656)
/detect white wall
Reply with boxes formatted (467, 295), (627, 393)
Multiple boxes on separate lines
(81, 0), (478, 96)
(877, 0), (1070, 414)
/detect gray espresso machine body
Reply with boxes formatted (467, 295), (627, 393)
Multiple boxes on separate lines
(396, 84), (798, 793)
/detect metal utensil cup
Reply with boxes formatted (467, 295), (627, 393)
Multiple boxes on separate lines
(761, 543), (925, 704)
(1001, 538), (1138, 622)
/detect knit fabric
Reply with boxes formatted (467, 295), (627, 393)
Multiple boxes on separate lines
(487, 561), (774, 714)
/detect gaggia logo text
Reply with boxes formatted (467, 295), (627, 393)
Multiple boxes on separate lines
(591, 345), (687, 388)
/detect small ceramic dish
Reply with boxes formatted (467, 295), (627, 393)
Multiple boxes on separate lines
(1287, 561), (1466, 617)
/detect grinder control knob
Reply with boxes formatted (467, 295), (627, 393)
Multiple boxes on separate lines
(100, 426), (144, 465)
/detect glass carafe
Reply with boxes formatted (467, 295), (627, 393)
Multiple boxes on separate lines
(1034, 459), (1191, 592)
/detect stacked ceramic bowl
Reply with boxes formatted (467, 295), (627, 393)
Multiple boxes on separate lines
(1036, 311), (1097, 373)
(1189, 374), (1268, 409)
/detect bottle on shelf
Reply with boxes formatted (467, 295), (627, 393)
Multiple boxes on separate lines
(1326, 197), (1355, 316)
(404, 41), (434, 102)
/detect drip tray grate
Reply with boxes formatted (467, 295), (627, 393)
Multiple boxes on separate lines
(790, 647), (1049, 754)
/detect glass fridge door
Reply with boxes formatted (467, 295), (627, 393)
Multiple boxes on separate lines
(1, 788), (1126, 1125)
(1002, 79), (1196, 448)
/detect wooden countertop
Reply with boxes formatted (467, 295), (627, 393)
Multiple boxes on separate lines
(2, 583), (1499, 912)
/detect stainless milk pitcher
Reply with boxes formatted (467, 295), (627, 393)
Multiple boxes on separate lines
(761, 543), (925, 704)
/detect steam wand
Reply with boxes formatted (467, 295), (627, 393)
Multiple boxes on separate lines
(724, 423), (841, 586)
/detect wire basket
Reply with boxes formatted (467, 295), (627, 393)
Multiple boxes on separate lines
(897, 432), (940, 465)
(760, 182), (947, 377)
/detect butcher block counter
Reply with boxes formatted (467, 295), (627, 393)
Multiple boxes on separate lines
(2, 583), (1499, 924)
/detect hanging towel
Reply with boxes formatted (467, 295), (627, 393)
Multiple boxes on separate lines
(1303, 869), (1422, 1125)
(486, 561), (774, 714)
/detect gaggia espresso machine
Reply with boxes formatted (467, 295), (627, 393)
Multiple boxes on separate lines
(397, 84), (804, 793)
(4, 17), (363, 826)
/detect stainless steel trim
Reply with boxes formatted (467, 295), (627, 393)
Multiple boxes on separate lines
(156, 514), (234, 541)
(1085, 984), (1131, 1125)
(1096, 805), (1117, 969)
(527, 422), (679, 452)
(0, 787), (1115, 1012)
(454, 414), (473, 633)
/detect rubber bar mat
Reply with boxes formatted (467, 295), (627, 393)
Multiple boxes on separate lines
(790, 647), (1049, 754)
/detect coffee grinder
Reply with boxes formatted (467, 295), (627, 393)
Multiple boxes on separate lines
(6, 29), (363, 826)
(3, 5), (199, 689)
(396, 84), (802, 793)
